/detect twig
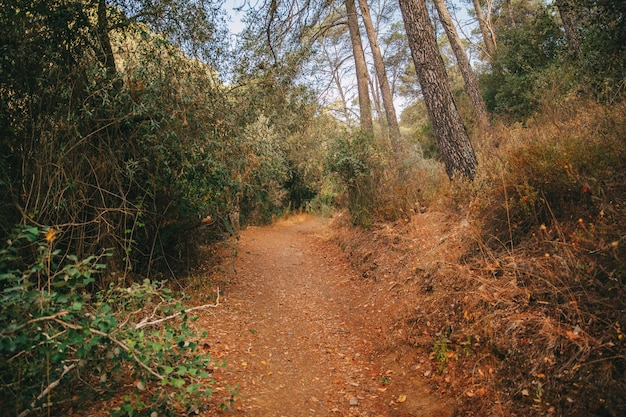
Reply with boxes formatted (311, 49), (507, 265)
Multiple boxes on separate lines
(17, 363), (77, 417)
(134, 288), (220, 330)
(50, 317), (164, 380)
(88, 328), (163, 381)
(26, 310), (70, 325)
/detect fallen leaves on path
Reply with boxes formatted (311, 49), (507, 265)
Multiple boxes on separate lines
(195, 214), (453, 416)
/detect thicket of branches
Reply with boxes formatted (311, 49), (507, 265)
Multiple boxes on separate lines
(0, 0), (321, 279)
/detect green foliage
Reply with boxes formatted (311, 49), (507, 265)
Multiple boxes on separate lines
(325, 131), (380, 228)
(0, 1), (321, 277)
(481, 6), (566, 120)
(433, 334), (452, 373)
(0, 226), (217, 416)
(400, 100), (441, 160)
(571, 0), (626, 101)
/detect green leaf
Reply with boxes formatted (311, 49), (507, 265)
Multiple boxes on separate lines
(171, 378), (185, 388)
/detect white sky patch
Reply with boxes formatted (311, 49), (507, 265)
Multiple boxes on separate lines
(223, 0), (247, 35)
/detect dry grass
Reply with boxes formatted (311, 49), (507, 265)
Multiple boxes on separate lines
(332, 97), (626, 416)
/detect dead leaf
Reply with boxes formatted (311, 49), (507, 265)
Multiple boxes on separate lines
(566, 330), (580, 340)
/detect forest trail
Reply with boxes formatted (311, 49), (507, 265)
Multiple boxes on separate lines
(198, 214), (453, 417)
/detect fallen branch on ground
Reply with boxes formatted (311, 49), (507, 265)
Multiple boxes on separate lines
(134, 288), (220, 330)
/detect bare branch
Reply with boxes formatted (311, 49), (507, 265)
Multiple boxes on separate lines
(135, 288), (221, 330)
(17, 363), (77, 417)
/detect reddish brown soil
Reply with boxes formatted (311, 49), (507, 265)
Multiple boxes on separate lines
(197, 214), (454, 416)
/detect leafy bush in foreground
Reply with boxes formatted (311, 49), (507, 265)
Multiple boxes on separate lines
(0, 226), (218, 416)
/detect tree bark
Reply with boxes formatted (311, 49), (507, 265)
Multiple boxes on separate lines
(433, 0), (490, 128)
(368, 74), (385, 136)
(357, 0), (402, 159)
(345, 0), (373, 134)
(555, 0), (582, 57)
(96, 0), (117, 78)
(471, 0), (496, 58)
(398, 0), (477, 180)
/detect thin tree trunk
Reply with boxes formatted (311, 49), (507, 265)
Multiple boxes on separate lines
(322, 43), (352, 125)
(333, 67), (352, 125)
(398, 0), (477, 180)
(357, 0), (402, 159)
(505, 0), (517, 27)
(433, 0), (490, 128)
(345, 0), (373, 134)
(555, 0), (582, 56)
(96, 0), (117, 78)
(368, 74), (385, 137)
(471, 0), (496, 58)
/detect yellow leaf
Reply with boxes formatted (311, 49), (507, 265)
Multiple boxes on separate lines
(45, 228), (58, 243)
(397, 394), (407, 403)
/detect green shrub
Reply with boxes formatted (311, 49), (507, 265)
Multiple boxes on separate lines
(481, 6), (565, 121)
(325, 132), (379, 228)
(0, 226), (218, 416)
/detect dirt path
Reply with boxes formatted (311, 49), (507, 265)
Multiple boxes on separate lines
(198, 215), (453, 417)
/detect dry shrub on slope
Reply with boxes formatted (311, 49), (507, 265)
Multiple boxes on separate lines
(333, 98), (626, 416)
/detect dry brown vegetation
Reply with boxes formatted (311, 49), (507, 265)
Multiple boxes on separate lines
(331, 97), (626, 416)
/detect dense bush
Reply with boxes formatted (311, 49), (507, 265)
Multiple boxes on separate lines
(480, 6), (566, 120)
(0, 2), (319, 279)
(325, 131), (380, 228)
(0, 226), (218, 416)
(572, 0), (626, 101)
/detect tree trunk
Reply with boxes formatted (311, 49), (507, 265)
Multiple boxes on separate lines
(322, 42), (352, 125)
(357, 0), (402, 159)
(345, 0), (373, 134)
(96, 0), (117, 78)
(471, 0), (496, 58)
(433, 0), (490, 128)
(505, 0), (517, 28)
(368, 75), (385, 137)
(398, 0), (477, 180)
(555, 0), (582, 57)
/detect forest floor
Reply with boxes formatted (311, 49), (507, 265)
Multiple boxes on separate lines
(194, 213), (459, 417)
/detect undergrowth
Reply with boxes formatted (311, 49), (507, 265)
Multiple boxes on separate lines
(0, 226), (219, 416)
(454, 98), (626, 416)
(335, 97), (625, 416)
